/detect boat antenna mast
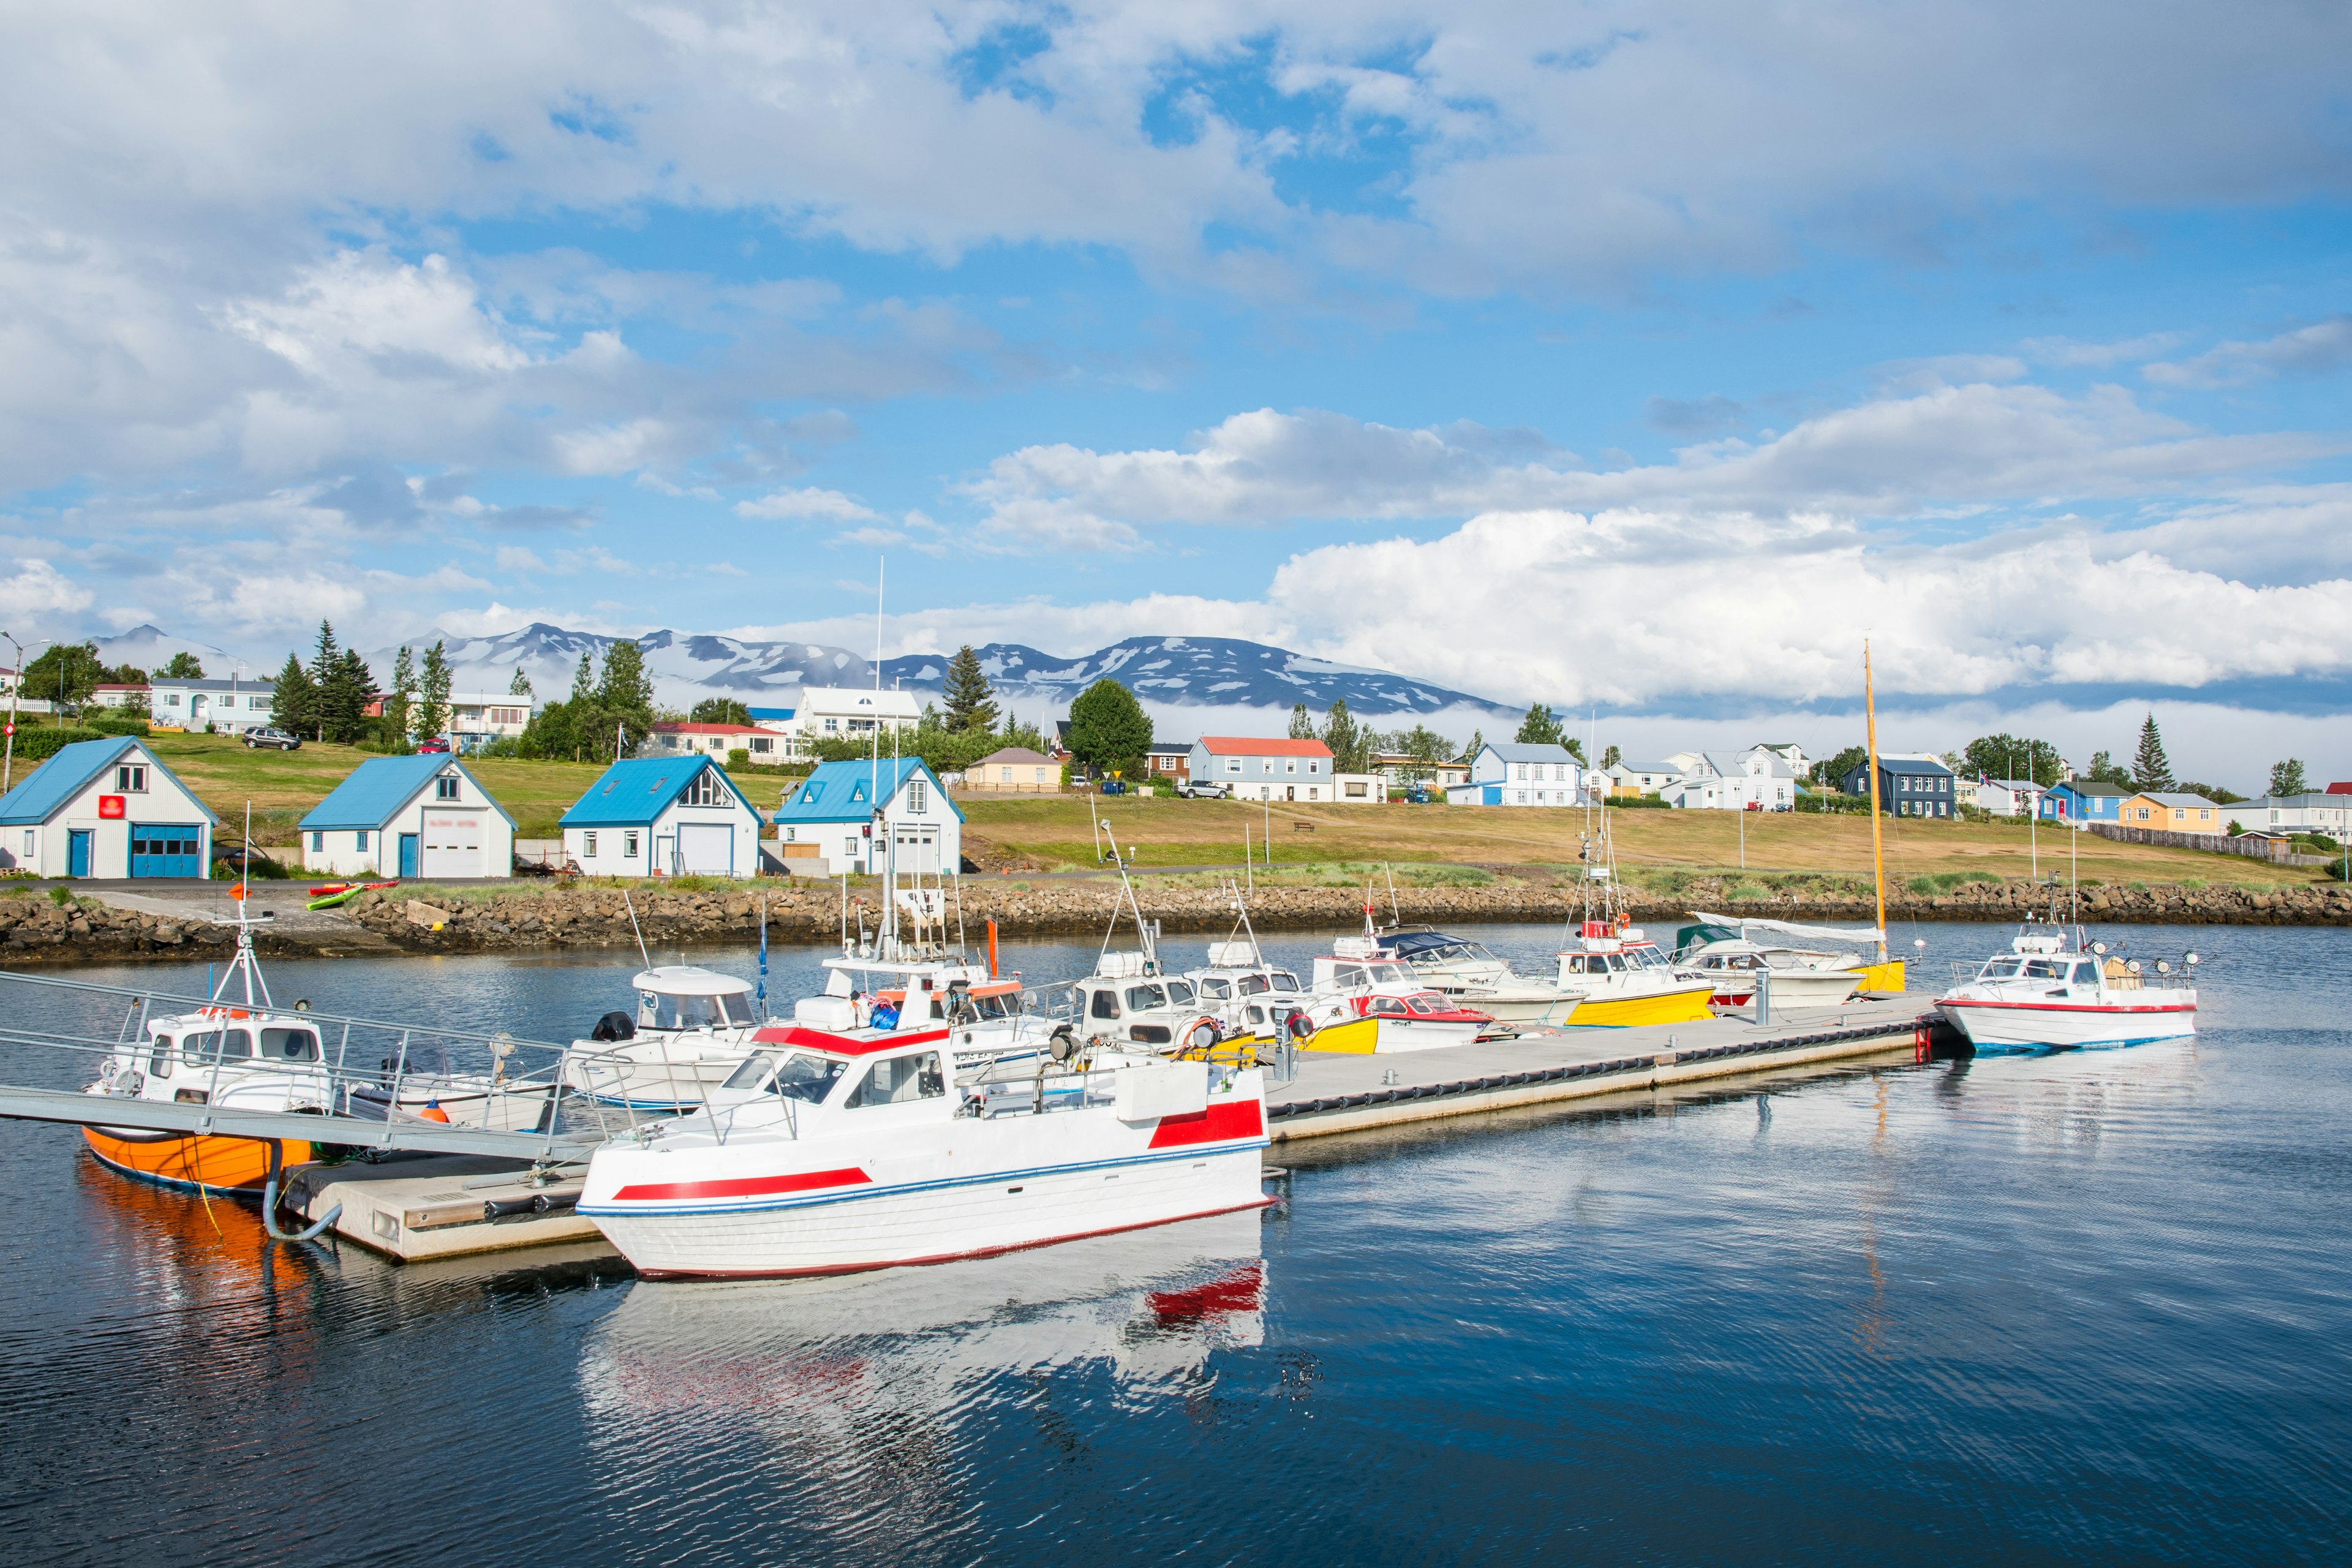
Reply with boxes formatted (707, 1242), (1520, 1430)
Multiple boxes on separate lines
(1864, 639), (1887, 964)
(209, 801), (274, 1009)
(1093, 815), (1156, 973)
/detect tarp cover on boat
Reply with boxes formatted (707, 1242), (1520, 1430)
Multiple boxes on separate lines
(1685, 911), (1885, 948)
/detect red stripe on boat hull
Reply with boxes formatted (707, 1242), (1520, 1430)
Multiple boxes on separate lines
(613, 1166), (871, 1202)
(1147, 1099), (1266, 1150)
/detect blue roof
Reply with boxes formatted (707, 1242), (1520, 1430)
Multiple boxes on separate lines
(1482, 742), (1580, 764)
(774, 758), (964, 826)
(1859, 757), (1955, 776)
(0, 737), (218, 827)
(559, 754), (755, 829)
(299, 756), (514, 832)
(746, 707), (795, 721)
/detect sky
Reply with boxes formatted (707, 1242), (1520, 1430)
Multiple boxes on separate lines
(2, 1), (2349, 786)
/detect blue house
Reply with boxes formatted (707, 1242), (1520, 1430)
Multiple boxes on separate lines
(1840, 756), (1957, 818)
(0, 737), (215, 878)
(300, 755), (516, 880)
(2040, 779), (2130, 823)
(774, 757), (962, 876)
(560, 755), (764, 878)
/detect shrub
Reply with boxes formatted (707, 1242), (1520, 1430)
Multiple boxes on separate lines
(82, 712), (150, 737)
(727, 748), (752, 772)
(1610, 792), (1672, 809)
(8, 726), (106, 763)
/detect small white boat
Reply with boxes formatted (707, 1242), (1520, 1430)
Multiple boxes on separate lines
(1553, 925), (1718, 1027)
(564, 965), (768, 1112)
(578, 1022), (1272, 1279)
(1936, 929), (2198, 1052)
(1675, 940), (1866, 1008)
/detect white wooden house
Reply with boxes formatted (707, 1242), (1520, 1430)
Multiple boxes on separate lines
(772, 758), (963, 876)
(0, 737), (216, 878)
(560, 755), (764, 878)
(299, 755), (516, 878)
(1461, 742), (1581, 806)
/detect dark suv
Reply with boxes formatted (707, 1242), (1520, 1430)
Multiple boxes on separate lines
(241, 726), (301, 751)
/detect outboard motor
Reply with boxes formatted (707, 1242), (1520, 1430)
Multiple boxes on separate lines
(590, 1010), (636, 1043)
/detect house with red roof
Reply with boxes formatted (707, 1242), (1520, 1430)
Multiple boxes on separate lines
(645, 721), (785, 764)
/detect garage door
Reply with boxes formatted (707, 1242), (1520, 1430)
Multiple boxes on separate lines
(676, 823), (734, 875)
(129, 825), (203, 878)
(420, 812), (484, 879)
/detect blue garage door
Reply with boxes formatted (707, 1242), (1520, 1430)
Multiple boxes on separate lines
(129, 826), (203, 878)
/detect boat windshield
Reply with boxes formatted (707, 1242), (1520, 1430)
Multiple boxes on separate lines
(1272, 971), (1300, 992)
(1237, 973), (1271, 996)
(1166, 979), (1196, 1005)
(643, 989), (757, 1030)
(722, 1051), (847, 1103)
(1404, 994), (1442, 1016)
(2021, 958), (2070, 981)
(1980, 957), (2023, 979)
(1368, 962), (1411, 985)
(1125, 983), (1168, 1011)
(1626, 947), (1669, 970)
(1196, 977), (1232, 998)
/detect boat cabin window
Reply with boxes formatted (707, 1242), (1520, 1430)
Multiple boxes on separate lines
(1197, 978), (1231, 999)
(1166, 979), (1196, 1005)
(2021, 959), (2068, 981)
(722, 1051), (847, 1104)
(1272, 971), (1300, 992)
(183, 1030), (252, 1064)
(2069, 961), (2100, 986)
(1090, 988), (1120, 1019)
(641, 989), (756, 1030)
(1404, 995), (1441, 1016)
(846, 1052), (944, 1107)
(148, 1035), (173, 1078)
(1125, 984), (1167, 1011)
(260, 1028), (318, 1061)
(1372, 997), (1408, 1016)
(1237, 973), (1270, 996)
(1981, 957), (2022, 979)
(1369, 962), (1411, 986)
(1330, 964), (1368, 990)
(1245, 1005), (1266, 1025)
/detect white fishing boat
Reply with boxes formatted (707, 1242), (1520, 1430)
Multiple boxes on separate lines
(564, 964), (769, 1112)
(1673, 911), (1905, 1003)
(576, 1021), (1273, 1279)
(1935, 929), (2199, 1052)
(1281, 935), (1493, 1052)
(1365, 927), (1580, 1025)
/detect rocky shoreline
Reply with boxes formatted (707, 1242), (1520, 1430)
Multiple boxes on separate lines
(6, 870), (2340, 967)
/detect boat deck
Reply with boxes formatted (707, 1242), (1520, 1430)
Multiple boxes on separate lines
(1268, 993), (1928, 1139)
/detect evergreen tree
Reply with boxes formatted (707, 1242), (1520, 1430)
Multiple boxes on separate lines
(1514, 702), (1562, 746)
(1066, 679), (1152, 778)
(2084, 749), (2132, 786)
(941, 645), (1000, 734)
(508, 666), (533, 698)
(2269, 759), (2309, 797)
(160, 652), (205, 679)
(1287, 703), (1315, 741)
(690, 697), (753, 725)
(305, 622), (341, 741)
(417, 641), (453, 740)
(318, 647), (374, 744)
(270, 653), (316, 739)
(2131, 712), (2174, 791)
(384, 646), (417, 747)
(596, 639), (655, 760)
(569, 654), (595, 706)
(1564, 736), (1586, 765)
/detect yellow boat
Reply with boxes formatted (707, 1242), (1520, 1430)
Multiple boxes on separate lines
(1553, 924), (1717, 1027)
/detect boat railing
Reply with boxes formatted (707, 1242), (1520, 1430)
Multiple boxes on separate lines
(0, 967), (686, 1161)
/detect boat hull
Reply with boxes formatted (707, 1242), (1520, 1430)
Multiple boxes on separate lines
(1856, 959), (1906, 992)
(584, 1136), (1270, 1280)
(1703, 969), (1868, 1008)
(1444, 987), (1580, 1025)
(1567, 984), (1716, 1028)
(1299, 1014), (1484, 1053)
(83, 1127), (311, 1196)
(1935, 998), (2197, 1052)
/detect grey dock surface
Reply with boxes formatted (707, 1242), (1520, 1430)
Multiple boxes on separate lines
(1268, 994), (1928, 1139)
(283, 1154), (611, 1263)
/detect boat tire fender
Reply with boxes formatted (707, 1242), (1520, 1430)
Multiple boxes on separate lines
(591, 1011), (636, 1043)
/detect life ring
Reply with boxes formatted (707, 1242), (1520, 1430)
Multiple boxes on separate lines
(1286, 1011), (1314, 1042)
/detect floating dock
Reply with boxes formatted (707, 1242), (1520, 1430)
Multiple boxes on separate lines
(1268, 993), (1927, 1140)
(280, 1153), (607, 1262)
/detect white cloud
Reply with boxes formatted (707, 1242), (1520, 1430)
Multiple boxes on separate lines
(0, 559), (94, 617)
(736, 486), (884, 522)
(2144, 315), (2352, 389)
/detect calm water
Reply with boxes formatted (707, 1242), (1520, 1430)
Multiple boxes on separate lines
(1, 921), (2347, 1566)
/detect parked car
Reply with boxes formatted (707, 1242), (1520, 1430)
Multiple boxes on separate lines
(417, 737), (452, 754)
(241, 726), (301, 751)
(1177, 779), (1231, 799)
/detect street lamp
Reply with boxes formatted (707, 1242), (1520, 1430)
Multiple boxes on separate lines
(1, 633), (45, 795)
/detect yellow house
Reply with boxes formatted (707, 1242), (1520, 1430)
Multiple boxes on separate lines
(2120, 791), (2222, 829)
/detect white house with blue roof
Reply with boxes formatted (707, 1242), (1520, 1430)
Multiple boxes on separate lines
(300, 755), (516, 879)
(561, 754), (764, 878)
(1462, 742), (1583, 807)
(0, 737), (216, 878)
(773, 757), (962, 877)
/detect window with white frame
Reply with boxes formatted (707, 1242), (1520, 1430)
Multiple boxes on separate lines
(356, 831), (369, 851)
(1308, 761), (1319, 774)
(907, 777), (927, 813)
(680, 771), (732, 808)
(435, 775), (460, 801)
(584, 831), (598, 857)
(624, 831), (639, 858)
(1285, 760), (1297, 775)
(115, 764), (147, 792)
(1225, 758), (1240, 774)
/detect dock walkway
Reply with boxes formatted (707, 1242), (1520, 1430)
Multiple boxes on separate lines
(1268, 995), (1927, 1140)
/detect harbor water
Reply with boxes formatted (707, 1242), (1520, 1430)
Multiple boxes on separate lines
(2, 921), (2347, 1564)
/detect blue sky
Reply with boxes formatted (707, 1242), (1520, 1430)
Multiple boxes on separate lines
(2, 1), (2349, 780)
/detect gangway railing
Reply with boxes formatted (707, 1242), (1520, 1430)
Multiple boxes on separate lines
(0, 967), (680, 1167)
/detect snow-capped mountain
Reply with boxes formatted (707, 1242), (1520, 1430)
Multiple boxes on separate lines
(92, 624), (235, 675)
(361, 625), (1512, 721)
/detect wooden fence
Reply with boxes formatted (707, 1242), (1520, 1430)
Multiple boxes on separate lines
(2083, 821), (2332, 866)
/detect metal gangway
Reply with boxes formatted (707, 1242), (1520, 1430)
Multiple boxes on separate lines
(0, 967), (688, 1169)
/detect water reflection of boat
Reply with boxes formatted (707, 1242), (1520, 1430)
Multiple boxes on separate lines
(579, 1208), (1266, 1441)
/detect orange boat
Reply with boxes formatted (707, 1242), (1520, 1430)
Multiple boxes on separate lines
(82, 1125), (312, 1196)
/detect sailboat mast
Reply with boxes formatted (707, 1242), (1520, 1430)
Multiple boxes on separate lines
(1864, 640), (1887, 959)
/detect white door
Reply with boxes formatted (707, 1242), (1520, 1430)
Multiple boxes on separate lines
(676, 822), (734, 875)
(420, 811), (484, 878)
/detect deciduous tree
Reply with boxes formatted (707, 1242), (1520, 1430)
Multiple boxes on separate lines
(690, 697), (753, 725)
(1513, 703), (1562, 746)
(1066, 679), (1152, 778)
(2269, 758), (2309, 797)
(160, 652), (205, 679)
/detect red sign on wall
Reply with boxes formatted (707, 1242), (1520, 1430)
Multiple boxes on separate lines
(98, 796), (125, 819)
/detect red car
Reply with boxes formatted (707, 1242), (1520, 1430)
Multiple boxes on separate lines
(417, 737), (452, 754)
